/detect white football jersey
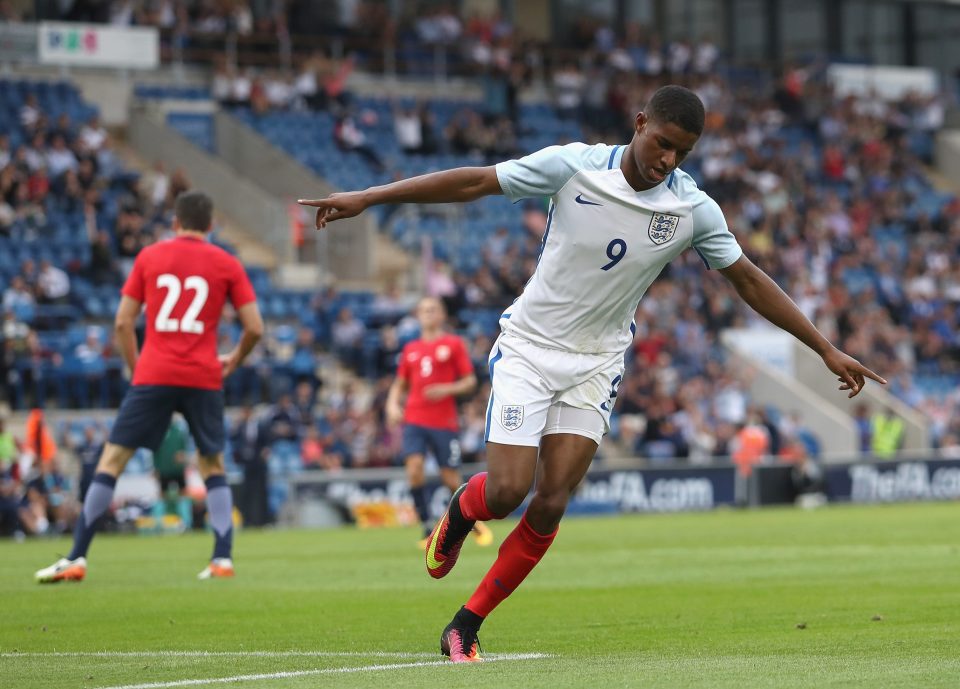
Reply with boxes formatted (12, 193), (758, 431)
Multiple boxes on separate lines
(495, 142), (742, 354)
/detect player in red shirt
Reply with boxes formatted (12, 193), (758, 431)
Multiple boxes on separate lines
(386, 297), (492, 548)
(35, 191), (264, 584)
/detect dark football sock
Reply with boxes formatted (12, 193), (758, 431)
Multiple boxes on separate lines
(68, 473), (117, 560)
(205, 475), (234, 560)
(411, 484), (431, 532)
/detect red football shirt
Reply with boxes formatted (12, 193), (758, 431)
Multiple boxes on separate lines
(397, 334), (473, 431)
(122, 236), (256, 390)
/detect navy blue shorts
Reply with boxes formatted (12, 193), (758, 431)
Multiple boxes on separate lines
(109, 385), (225, 456)
(401, 424), (461, 469)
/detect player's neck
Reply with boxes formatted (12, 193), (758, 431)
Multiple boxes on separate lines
(176, 229), (209, 241)
(420, 327), (442, 341)
(619, 142), (657, 192)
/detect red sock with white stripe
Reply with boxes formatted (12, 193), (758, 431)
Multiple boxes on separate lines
(464, 513), (557, 618)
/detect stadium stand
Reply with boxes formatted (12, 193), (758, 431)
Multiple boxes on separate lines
(2, 1), (959, 537)
(218, 65), (955, 450)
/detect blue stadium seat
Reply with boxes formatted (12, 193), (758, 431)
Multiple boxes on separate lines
(166, 113), (215, 152)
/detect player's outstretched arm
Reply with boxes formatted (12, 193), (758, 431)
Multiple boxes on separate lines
(114, 295), (142, 374)
(298, 166), (503, 229)
(220, 302), (264, 378)
(719, 255), (887, 398)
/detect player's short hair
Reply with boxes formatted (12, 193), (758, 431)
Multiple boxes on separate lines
(644, 85), (705, 136)
(175, 191), (214, 232)
(417, 295), (447, 313)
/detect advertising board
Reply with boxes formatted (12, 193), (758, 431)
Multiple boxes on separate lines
(39, 22), (159, 69)
(290, 465), (739, 527)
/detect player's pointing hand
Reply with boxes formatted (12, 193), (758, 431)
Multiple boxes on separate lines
(298, 191), (369, 229)
(820, 347), (887, 398)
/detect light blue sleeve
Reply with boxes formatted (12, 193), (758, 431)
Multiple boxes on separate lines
(691, 194), (742, 269)
(495, 143), (593, 201)
(663, 171), (743, 270)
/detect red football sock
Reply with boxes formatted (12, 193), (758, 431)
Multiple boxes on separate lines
(458, 471), (495, 522)
(464, 514), (557, 618)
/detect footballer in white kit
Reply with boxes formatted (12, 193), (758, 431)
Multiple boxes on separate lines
(487, 141), (742, 447)
(299, 85), (885, 663)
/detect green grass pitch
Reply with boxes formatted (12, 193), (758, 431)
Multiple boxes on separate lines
(1, 502), (958, 688)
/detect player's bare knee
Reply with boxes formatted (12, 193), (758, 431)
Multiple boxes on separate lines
(407, 468), (426, 487)
(528, 490), (569, 526)
(406, 465), (425, 486)
(198, 454), (225, 477)
(485, 480), (528, 516)
(405, 455), (425, 482)
(439, 468), (460, 490)
(95, 443), (134, 476)
(94, 456), (123, 476)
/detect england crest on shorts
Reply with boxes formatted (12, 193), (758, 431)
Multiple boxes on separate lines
(648, 212), (680, 245)
(501, 405), (524, 431)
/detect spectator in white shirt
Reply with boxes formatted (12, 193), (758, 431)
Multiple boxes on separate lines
(79, 115), (108, 153)
(20, 93), (40, 130)
(46, 135), (78, 179)
(334, 113), (385, 171)
(37, 260), (70, 304)
(24, 132), (47, 173)
(294, 64), (320, 109)
(141, 160), (170, 210)
(264, 73), (294, 109)
(552, 62), (584, 120)
(332, 306), (365, 372)
(668, 39), (692, 75)
(694, 36), (719, 74)
(232, 70), (253, 105)
(212, 61), (233, 103)
(75, 327), (106, 366)
(393, 103), (423, 154)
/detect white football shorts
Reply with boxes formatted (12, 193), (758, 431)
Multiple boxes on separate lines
(484, 332), (625, 447)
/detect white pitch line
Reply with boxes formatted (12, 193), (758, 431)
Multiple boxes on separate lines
(89, 654), (549, 689)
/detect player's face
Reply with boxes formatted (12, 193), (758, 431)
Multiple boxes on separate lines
(416, 299), (445, 330)
(631, 113), (700, 187)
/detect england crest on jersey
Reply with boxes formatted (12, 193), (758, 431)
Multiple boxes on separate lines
(501, 405), (524, 431)
(648, 212), (680, 245)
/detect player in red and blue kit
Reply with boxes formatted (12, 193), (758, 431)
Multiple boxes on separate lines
(35, 191), (264, 583)
(386, 297), (492, 548)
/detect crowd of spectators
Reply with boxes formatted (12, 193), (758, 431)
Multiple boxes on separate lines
(338, 45), (953, 463)
(2, 6), (959, 541)
(8, 49), (959, 447)
(0, 82), (199, 409)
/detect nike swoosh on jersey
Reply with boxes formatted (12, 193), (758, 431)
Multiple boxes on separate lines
(575, 193), (603, 206)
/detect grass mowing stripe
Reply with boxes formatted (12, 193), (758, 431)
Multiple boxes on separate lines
(0, 651), (441, 659)
(94, 654), (550, 689)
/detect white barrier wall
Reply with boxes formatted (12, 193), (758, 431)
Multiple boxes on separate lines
(721, 339), (858, 458)
(790, 341), (930, 452)
(128, 107), (292, 263)
(214, 111), (375, 283)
